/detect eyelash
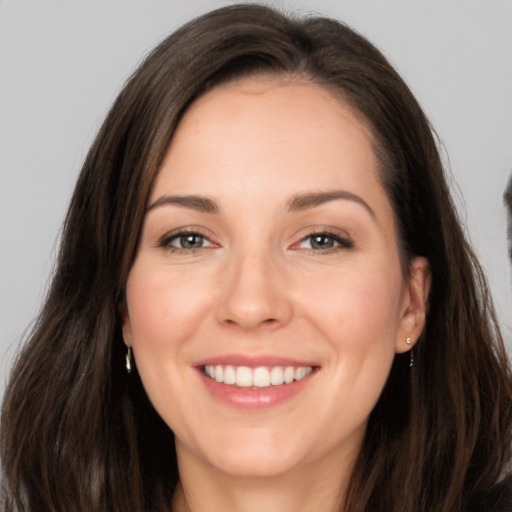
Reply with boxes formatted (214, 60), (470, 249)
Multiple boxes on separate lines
(158, 229), (353, 254)
(159, 229), (215, 253)
(293, 231), (353, 253)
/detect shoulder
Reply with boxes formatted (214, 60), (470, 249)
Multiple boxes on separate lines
(468, 474), (512, 512)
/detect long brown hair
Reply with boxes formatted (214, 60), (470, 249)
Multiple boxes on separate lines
(2, 4), (511, 511)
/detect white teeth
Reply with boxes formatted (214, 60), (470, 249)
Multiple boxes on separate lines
(270, 366), (285, 385)
(295, 367), (312, 381)
(214, 365), (224, 382)
(203, 364), (314, 388)
(236, 366), (252, 387)
(223, 365), (236, 385)
(253, 367), (270, 388)
(284, 366), (295, 384)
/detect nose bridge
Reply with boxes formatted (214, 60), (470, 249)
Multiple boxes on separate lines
(215, 239), (292, 330)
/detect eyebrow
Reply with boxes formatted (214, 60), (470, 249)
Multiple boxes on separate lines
(146, 190), (375, 218)
(147, 195), (219, 214)
(287, 190), (376, 219)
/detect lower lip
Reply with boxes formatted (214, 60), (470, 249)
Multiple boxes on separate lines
(198, 370), (316, 410)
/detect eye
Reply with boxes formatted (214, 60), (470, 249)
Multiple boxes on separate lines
(160, 230), (215, 252)
(296, 232), (353, 252)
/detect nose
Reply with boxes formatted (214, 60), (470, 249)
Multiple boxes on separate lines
(215, 248), (293, 331)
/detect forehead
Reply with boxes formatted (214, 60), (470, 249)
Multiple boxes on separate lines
(187, 77), (372, 145)
(154, 77), (381, 197)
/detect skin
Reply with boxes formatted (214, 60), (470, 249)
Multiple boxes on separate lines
(122, 77), (430, 512)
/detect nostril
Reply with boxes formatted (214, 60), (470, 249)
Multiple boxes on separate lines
(222, 316), (279, 329)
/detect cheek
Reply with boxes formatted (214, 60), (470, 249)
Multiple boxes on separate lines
(125, 263), (212, 350)
(302, 262), (403, 341)
(123, 264), (210, 425)
(300, 262), (403, 389)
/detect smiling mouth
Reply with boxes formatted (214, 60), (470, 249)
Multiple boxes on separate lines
(202, 365), (314, 388)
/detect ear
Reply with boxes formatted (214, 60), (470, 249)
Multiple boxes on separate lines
(119, 301), (133, 347)
(395, 256), (431, 354)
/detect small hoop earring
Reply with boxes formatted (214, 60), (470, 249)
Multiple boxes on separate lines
(126, 347), (132, 374)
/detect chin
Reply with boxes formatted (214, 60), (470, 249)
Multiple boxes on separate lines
(178, 427), (309, 479)
(208, 449), (302, 478)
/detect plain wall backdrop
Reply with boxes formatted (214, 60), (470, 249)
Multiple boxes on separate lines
(1, 0), (512, 399)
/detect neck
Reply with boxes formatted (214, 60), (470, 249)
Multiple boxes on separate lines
(172, 445), (357, 512)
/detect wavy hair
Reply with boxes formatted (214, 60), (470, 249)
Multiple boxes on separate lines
(2, 4), (511, 511)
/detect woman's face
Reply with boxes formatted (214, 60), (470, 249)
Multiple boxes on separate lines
(122, 77), (429, 479)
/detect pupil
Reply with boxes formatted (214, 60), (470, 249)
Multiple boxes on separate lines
(312, 235), (333, 249)
(181, 234), (203, 249)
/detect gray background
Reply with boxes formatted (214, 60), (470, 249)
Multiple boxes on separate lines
(1, 0), (511, 399)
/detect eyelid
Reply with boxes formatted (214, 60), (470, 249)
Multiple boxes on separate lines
(158, 226), (219, 250)
(289, 226), (354, 251)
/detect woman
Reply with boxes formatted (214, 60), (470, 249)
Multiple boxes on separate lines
(2, 4), (511, 511)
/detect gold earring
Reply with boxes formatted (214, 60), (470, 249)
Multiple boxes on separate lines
(126, 347), (132, 374)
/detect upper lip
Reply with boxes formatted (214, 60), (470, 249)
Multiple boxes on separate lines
(193, 354), (319, 368)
